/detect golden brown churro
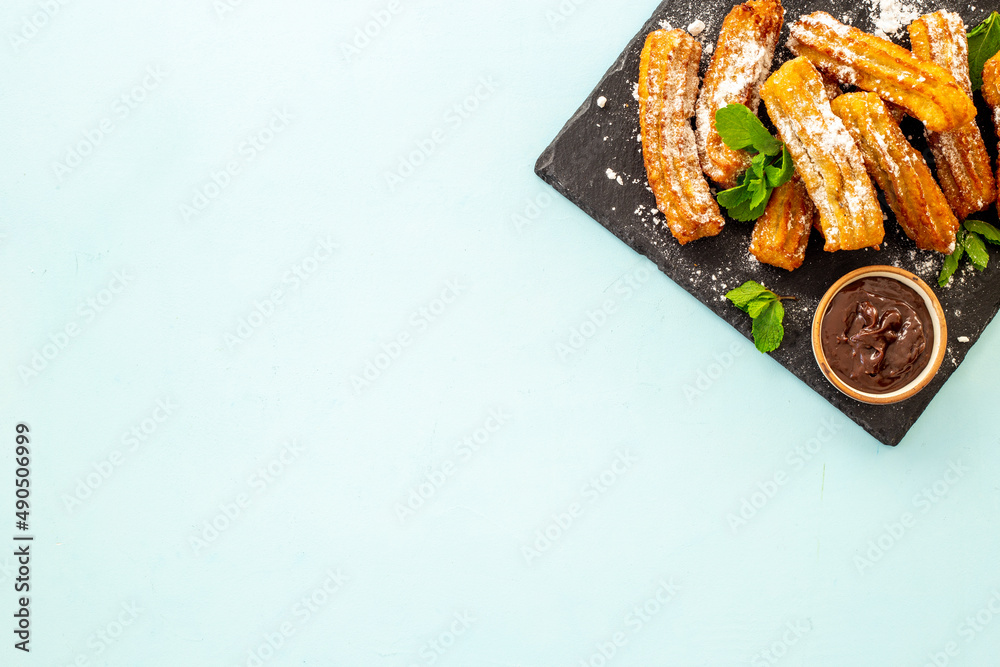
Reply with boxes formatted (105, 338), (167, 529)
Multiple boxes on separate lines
(831, 93), (959, 254)
(982, 51), (1000, 215)
(760, 57), (884, 252)
(639, 29), (726, 244)
(789, 12), (976, 132)
(749, 175), (815, 271)
(908, 11), (996, 219)
(695, 0), (784, 187)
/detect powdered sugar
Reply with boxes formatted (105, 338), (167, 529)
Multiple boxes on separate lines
(868, 0), (921, 38)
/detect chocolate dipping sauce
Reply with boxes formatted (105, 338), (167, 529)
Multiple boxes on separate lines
(820, 276), (934, 395)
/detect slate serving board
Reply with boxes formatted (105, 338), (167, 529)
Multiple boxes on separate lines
(535, 0), (1000, 446)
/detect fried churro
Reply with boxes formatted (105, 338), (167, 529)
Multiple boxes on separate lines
(831, 92), (959, 254)
(909, 11), (996, 220)
(982, 51), (1000, 215)
(760, 57), (884, 252)
(695, 0), (784, 187)
(789, 12), (976, 132)
(639, 29), (726, 244)
(749, 175), (815, 271)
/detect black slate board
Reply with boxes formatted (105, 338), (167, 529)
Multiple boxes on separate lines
(535, 0), (1000, 446)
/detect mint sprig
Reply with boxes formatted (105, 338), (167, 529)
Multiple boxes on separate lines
(714, 104), (794, 222)
(726, 280), (794, 353)
(938, 220), (1000, 286)
(968, 11), (1000, 91)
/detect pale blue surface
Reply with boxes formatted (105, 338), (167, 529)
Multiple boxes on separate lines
(1, 1), (999, 665)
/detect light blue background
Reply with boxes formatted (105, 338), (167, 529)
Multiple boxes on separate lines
(1, 0), (999, 665)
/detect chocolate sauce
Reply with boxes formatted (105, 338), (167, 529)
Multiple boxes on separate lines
(820, 276), (934, 394)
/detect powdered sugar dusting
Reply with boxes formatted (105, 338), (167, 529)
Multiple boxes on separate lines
(869, 0), (921, 38)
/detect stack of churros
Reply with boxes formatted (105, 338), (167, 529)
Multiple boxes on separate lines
(635, 3), (1000, 270)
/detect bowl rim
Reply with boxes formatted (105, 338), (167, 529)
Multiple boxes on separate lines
(811, 265), (947, 405)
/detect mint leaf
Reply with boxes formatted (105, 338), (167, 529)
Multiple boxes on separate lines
(939, 231), (966, 286)
(725, 281), (769, 311)
(719, 170), (768, 221)
(727, 193), (770, 222)
(727, 281), (789, 353)
(963, 219), (1000, 245)
(969, 11), (1000, 91)
(746, 293), (777, 318)
(752, 300), (785, 353)
(715, 104), (782, 156)
(765, 147), (794, 189)
(749, 178), (770, 210)
(717, 179), (753, 209)
(713, 108), (794, 222)
(965, 231), (990, 270)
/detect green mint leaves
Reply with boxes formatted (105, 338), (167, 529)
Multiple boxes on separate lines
(968, 11), (1000, 91)
(715, 104), (783, 156)
(714, 104), (794, 222)
(726, 280), (789, 353)
(938, 220), (1000, 286)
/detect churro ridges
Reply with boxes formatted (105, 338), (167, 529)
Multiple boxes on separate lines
(789, 12), (976, 133)
(908, 11), (996, 220)
(831, 93), (959, 254)
(639, 29), (726, 244)
(760, 57), (884, 252)
(695, 0), (784, 188)
(750, 175), (815, 271)
(983, 52), (1000, 217)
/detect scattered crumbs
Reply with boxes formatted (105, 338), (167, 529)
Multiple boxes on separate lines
(688, 19), (706, 36)
(603, 136), (609, 141)
(658, 19), (673, 30)
(955, 309), (962, 317)
(636, 134), (642, 143)
(632, 82), (640, 101)
(616, 175), (624, 185)
(597, 96), (607, 108)
(704, 42), (714, 55)
(606, 168), (618, 180)
(651, 208), (658, 214)
(958, 336), (970, 343)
